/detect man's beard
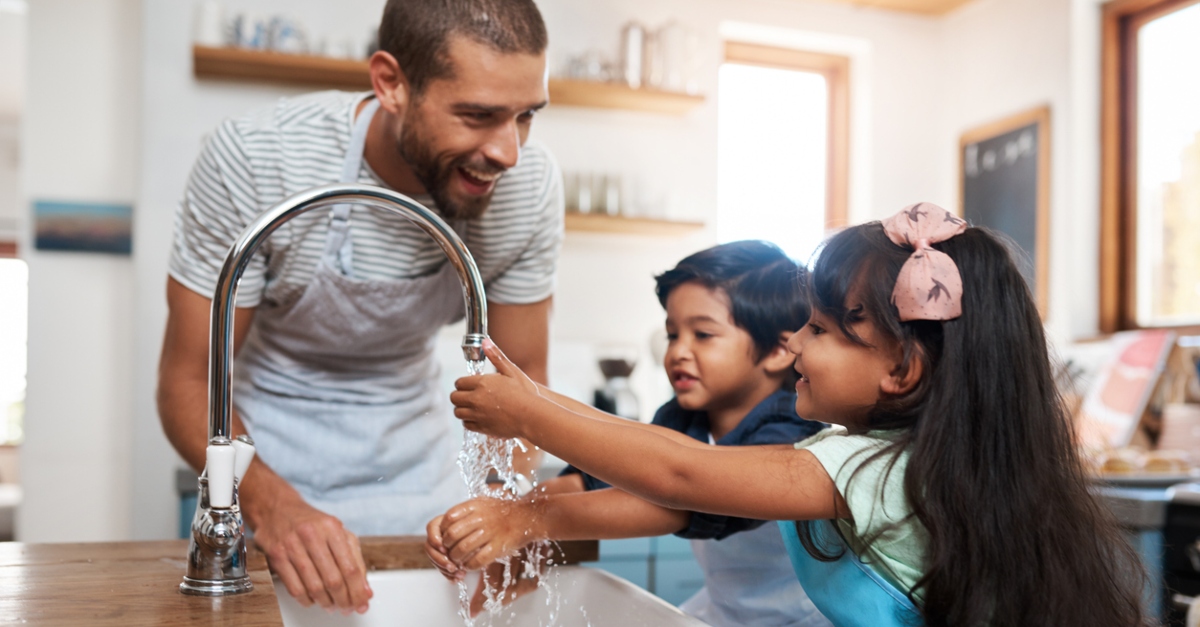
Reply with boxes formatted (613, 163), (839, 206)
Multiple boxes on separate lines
(396, 121), (498, 221)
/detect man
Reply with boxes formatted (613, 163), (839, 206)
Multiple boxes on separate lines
(157, 0), (560, 615)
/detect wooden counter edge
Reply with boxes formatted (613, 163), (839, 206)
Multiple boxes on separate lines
(360, 536), (599, 570)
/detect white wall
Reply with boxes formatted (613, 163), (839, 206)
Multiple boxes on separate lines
(0, 8), (24, 240)
(18, 0), (140, 542)
(0, 122), (17, 241)
(0, 8), (24, 120)
(128, 0), (945, 539)
(931, 0), (1105, 343)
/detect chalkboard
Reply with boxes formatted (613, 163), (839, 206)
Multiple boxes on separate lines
(959, 106), (1050, 317)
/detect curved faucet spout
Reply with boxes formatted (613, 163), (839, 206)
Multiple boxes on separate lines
(184, 183), (489, 596)
(208, 183), (489, 442)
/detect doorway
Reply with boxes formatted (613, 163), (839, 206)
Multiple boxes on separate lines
(0, 0), (27, 541)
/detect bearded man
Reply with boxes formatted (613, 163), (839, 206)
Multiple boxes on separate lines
(157, 0), (560, 614)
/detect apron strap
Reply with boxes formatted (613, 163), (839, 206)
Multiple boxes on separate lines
(324, 97), (382, 275)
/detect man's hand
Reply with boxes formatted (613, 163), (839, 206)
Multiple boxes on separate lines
(252, 496), (373, 614)
(440, 496), (541, 571)
(451, 340), (544, 440)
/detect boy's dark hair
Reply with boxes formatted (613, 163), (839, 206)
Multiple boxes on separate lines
(378, 0), (548, 97)
(655, 240), (809, 362)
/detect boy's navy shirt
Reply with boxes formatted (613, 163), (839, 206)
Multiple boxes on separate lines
(561, 390), (825, 540)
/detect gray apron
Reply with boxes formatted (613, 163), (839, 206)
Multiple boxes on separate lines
(232, 98), (469, 535)
(681, 523), (833, 627)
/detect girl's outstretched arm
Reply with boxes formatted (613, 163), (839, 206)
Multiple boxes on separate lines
(452, 341), (845, 522)
(458, 341), (723, 451)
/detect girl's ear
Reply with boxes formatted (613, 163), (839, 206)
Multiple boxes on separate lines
(880, 345), (924, 396)
(762, 331), (797, 376)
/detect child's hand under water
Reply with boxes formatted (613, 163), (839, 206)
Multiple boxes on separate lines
(424, 499), (543, 617)
(424, 514), (463, 581)
(451, 339), (543, 440)
(439, 496), (542, 571)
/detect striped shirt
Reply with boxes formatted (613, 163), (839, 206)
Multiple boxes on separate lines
(169, 91), (564, 309)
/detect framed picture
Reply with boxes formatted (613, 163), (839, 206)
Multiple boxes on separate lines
(959, 105), (1050, 317)
(33, 200), (132, 255)
(1076, 329), (1175, 451)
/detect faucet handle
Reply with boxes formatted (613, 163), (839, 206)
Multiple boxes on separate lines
(233, 435), (256, 484)
(205, 440), (236, 509)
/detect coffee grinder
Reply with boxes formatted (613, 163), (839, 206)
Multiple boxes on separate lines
(594, 345), (640, 420)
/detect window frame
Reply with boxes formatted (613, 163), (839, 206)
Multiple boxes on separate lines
(722, 41), (851, 230)
(1100, 0), (1200, 332)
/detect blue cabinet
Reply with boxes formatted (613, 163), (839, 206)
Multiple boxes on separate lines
(582, 535), (704, 607)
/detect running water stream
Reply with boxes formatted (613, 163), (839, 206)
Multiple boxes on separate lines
(455, 359), (564, 626)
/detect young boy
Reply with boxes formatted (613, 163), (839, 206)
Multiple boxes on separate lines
(427, 241), (832, 627)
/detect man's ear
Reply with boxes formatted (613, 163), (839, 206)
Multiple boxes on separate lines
(369, 50), (410, 115)
(762, 331), (797, 376)
(880, 345), (923, 396)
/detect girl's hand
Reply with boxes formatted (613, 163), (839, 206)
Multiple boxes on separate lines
(451, 340), (542, 440)
(439, 497), (541, 571)
(424, 514), (464, 582)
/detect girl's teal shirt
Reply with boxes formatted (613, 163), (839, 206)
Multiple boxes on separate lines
(795, 427), (928, 601)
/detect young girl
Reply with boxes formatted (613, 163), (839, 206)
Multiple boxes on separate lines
(450, 204), (1147, 627)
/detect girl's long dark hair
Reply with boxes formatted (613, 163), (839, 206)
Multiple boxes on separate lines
(801, 222), (1148, 627)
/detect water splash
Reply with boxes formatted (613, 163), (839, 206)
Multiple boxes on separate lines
(456, 358), (523, 501)
(455, 358), (564, 627)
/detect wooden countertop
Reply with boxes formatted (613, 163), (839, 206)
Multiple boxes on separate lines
(0, 539), (280, 626)
(0, 537), (599, 626)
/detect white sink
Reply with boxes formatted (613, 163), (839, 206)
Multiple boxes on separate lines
(275, 565), (707, 626)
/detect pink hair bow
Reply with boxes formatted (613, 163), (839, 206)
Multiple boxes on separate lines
(880, 203), (967, 322)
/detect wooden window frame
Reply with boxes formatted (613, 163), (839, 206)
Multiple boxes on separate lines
(722, 41), (851, 230)
(1100, 0), (1200, 332)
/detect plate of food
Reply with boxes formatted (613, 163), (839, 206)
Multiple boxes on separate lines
(1092, 448), (1199, 487)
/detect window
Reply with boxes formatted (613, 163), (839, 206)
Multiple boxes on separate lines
(717, 42), (849, 263)
(0, 256), (25, 445)
(1101, 0), (1200, 330)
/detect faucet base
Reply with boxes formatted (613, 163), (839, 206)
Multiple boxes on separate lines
(180, 575), (254, 596)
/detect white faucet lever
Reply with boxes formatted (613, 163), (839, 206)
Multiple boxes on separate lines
(206, 442), (236, 509)
(233, 435), (256, 484)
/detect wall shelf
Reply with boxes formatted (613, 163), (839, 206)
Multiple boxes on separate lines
(564, 213), (705, 236)
(822, 0), (974, 16)
(547, 79), (704, 115)
(192, 46), (705, 114)
(193, 45), (371, 90)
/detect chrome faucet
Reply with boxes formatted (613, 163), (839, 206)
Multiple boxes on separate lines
(180, 183), (489, 596)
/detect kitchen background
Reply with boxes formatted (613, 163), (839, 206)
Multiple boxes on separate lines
(0, 0), (1124, 547)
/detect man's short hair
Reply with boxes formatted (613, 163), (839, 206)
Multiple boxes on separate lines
(378, 0), (548, 96)
(655, 241), (810, 362)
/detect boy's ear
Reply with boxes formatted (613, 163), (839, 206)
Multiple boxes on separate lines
(761, 331), (796, 376)
(880, 345), (924, 396)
